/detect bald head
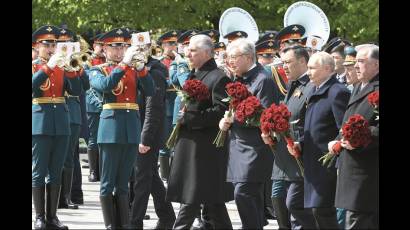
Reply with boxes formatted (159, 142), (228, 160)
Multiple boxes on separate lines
(307, 52), (335, 86)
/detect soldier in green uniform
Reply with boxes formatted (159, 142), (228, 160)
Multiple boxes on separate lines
(157, 30), (179, 182)
(56, 28), (90, 210)
(32, 25), (82, 230)
(88, 28), (154, 229)
(86, 33), (106, 182)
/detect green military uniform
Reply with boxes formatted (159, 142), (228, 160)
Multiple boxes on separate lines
(89, 28), (154, 229)
(32, 25), (82, 230)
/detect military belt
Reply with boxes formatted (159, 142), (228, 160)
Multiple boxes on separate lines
(32, 97), (66, 104)
(103, 103), (139, 110)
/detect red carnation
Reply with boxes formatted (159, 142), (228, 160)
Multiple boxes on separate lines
(319, 114), (372, 168)
(367, 91), (379, 108)
(167, 79), (210, 149)
(259, 102), (304, 176)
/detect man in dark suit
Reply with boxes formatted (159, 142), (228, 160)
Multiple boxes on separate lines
(166, 34), (233, 230)
(219, 38), (276, 229)
(262, 45), (317, 229)
(330, 44), (379, 229)
(129, 40), (176, 229)
(288, 51), (350, 229)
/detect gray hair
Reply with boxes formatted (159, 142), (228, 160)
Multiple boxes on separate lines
(355, 44), (379, 60)
(310, 51), (335, 72)
(189, 34), (214, 57)
(226, 38), (256, 63)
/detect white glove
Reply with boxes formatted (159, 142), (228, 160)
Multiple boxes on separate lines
(122, 46), (138, 65)
(47, 53), (64, 69)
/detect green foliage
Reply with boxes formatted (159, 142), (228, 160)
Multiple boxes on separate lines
(32, 0), (378, 44)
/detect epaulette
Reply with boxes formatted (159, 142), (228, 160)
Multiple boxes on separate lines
(270, 65), (287, 96)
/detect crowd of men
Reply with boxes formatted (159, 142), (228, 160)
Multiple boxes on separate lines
(32, 21), (379, 230)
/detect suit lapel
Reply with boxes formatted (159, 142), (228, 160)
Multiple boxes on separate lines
(306, 75), (336, 104)
(347, 75), (379, 107)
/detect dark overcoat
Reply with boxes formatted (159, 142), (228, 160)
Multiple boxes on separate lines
(166, 58), (233, 204)
(226, 63), (275, 183)
(335, 74), (379, 212)
(303, 75), (350, 208)
(272, 74), (314, 181)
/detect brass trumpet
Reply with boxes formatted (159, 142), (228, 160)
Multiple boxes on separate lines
(130, 46), (150, 68)
(63, 52), (91, 72)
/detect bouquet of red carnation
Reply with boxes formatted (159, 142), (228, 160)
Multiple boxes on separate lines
(166, 79), (210, 149)
(319, 114), (372, 167)
(234, 96), (263, 126)
(213, 82), (251, 147)
(260, 103), (304, 176)
(367, 91), (379, 120)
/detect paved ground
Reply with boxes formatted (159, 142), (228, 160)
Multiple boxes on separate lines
(32, 153), (279, 229)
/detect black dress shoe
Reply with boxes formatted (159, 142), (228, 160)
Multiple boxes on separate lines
(34, 215), (46, 229)
(71, 197), (84, 205)
(46, 216), (68, 230)
(58, 199), (79, 209)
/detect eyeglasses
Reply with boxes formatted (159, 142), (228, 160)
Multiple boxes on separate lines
(228, 53), (247, 60)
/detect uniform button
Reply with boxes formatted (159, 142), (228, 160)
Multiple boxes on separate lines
(126, 98), (129, 101)
(53, 105), (57, 108)
(52, 94), (55, 97)
(51, 83), (55, 86)
(125, 86), (128, 89)
(127, 110), (129, 112)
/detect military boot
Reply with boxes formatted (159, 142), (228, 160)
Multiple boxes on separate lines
(33, 186), (46, 229)
(46, 184), (68, 230)
(58, 168), (78, 209)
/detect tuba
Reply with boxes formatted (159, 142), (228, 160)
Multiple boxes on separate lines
(219, 7), (259, 44)
(284, 1), (330, 51)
